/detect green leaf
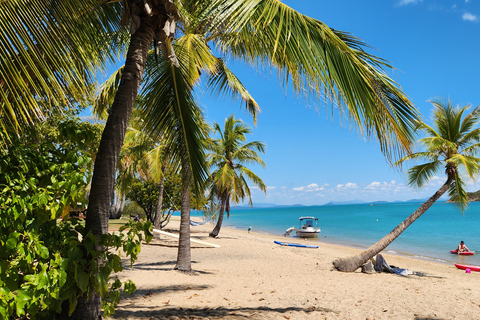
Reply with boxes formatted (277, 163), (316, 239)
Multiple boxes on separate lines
(76, 271), (89, 293)
(36, 243), (49, 259)
(95, 272), (108, 295)
(5, 233), (20, 251)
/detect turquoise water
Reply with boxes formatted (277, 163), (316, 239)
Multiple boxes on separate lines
(193, 201), (480, 265)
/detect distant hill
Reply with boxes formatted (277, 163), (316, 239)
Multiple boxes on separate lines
(323, 200), (366, 206)
(232, 203), (305, 209)
(448, 190), (480, 202)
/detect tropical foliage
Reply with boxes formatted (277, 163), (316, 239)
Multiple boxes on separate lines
(2, 0), (422, 316)
(0, 112), (152, 318)
(208, 115), (267, 237)
(334, 98), (480, 272)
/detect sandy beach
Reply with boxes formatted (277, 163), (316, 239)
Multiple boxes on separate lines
(108, 218), (480, 320)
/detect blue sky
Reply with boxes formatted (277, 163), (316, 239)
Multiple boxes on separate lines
(93, 1), (480, 206)
(197, 0), (480, 206)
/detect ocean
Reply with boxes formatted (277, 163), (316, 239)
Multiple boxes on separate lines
(192, 201), (480, 266)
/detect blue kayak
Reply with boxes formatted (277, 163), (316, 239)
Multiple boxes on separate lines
(274, 240), (318, 248)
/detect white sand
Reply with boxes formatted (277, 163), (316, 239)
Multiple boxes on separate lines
(108, 218), (480, 320)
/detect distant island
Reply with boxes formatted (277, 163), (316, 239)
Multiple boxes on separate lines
(233, 197), (453, 209)
(447, 190), (480, 202)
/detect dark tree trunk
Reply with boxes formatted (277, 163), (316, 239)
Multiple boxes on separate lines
(153, 165), (166, 229)
(62, 12), (155, 319)
(109, 193), (126, 219)
(333, 177), (453, 272)
(58, 293), (101, 320)
(175, 154), (192, 272)
(209, 192), (227, 238)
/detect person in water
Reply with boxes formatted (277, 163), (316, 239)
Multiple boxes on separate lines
(457, 241), (470, 253)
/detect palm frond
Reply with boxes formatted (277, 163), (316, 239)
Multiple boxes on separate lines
(450, 154), (480, 181)
(207, 59), (260, 124)
(210, 0), (420, 161)
(406, 161), (442, 188)
(0, 0), (122, 138)
(95, 65), (125, 119)
(448, 173), (468, 212)
(141, 54), (209, 191)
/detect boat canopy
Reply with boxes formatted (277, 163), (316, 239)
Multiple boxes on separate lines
(299, 216), (318, 221)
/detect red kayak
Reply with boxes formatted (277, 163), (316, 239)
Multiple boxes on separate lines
(450, 250), (474, 255)
(455, 264), (480, 272)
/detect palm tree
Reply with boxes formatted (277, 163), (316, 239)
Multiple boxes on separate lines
(208, 115), (267, 237)
(334, 99), (480, 272)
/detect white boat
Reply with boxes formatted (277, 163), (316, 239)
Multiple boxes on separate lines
(295, 216), (321, 238)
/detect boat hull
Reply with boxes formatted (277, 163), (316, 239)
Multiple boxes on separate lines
(455, 263), (480, 272)
(295, 230), (320, 238)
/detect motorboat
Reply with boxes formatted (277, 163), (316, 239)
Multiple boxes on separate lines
(295, 216), (321, 238)
(296, 216), (320, 238)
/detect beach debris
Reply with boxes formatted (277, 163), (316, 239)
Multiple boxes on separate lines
(361, 260), (375, 274)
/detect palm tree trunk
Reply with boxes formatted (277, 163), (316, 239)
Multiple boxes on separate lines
(209, 192), (227, 238)
(153, 165), (166, 229)
(64, 14), (155, 319)
(333, 177), (452, 272)
(175, 154), (192, 272)
(109, 193), (126, 219)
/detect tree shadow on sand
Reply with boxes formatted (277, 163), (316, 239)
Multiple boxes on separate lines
(127, 285), (212, 298)
(109, 305), (338, 319)
(122, 261), (213, 274)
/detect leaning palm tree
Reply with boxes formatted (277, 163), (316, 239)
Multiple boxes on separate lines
(208, 115), (267, 238)
(334, 98), (480, 272)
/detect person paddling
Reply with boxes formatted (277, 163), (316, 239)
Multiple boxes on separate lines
(457, 241), (470, 254)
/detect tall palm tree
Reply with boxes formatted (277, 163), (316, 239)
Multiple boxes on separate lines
(334, 99), (480, 272)
(208, 115), (267, 238)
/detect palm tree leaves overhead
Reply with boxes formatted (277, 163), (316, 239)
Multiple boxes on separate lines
(396, 98), (480, 211)
(141, 53), (209, 190)
(207, 59), (260, 124)
(203, 0), (419, 160)
(0, 0), (122, 136)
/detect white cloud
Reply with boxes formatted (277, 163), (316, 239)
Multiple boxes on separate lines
(293, 183), (324, 192)
(463, 12), (478, 21)
(367, 181), (381, 188)
(337, 182), (358, 190)
(398, 0), (422, 5)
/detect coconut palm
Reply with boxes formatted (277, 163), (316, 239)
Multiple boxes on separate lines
(208, 115), (267, 238)
(334, 98), (480, 272)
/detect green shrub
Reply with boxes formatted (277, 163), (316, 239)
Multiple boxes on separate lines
(123, 200), (146, 220)
(0, 121), (152, 319)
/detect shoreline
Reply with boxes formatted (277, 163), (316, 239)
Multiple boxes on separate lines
(223, 223), (458, 267)
(108, 218), (480, 320)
